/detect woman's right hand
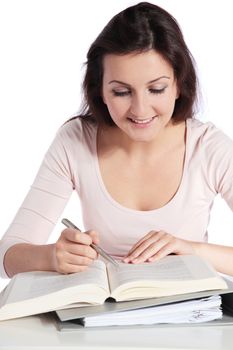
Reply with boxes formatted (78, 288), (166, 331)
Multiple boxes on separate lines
(52, 228), (100, 274)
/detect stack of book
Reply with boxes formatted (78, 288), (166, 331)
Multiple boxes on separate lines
(0, 255), (232, 328)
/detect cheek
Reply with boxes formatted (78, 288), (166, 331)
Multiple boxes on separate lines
(105, 98), (129, 121)
(156, 94), (177, 116)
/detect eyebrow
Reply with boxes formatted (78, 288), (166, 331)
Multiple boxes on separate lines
(108, 76), (171, 86)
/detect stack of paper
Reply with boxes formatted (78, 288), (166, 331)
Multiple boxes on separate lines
(81, 295), (222, 327)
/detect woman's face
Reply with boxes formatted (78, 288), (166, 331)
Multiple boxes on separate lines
(102, 50), (179, 143)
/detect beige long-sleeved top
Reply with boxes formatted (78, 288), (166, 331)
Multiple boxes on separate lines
(1, 117), (233, 278)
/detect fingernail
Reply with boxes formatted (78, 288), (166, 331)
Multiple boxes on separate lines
(148, 256), (157, 262)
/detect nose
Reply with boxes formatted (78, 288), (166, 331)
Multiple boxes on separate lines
(129, 92), (154, 119)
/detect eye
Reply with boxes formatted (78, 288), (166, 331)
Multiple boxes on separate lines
(149, 87), (166, 95)
(112, 90), (131, 97)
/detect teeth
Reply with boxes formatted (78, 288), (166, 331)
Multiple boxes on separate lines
(130, 117), (154, 124)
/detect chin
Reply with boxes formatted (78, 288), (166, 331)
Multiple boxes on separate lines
(128, 133), (158, 143)
(128, 126), (161, 141)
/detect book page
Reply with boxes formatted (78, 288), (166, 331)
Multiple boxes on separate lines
(107, 255), (216, 290)
(107, 255), (227, 301)
(0, 259), (109, 309)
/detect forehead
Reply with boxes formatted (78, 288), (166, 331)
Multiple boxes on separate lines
(102, 50), (174, 82)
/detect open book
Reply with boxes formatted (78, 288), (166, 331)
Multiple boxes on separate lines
(0, 255), (228, 321)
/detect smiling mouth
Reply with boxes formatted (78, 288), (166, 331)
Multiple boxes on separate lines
(127, 116), (157, 124)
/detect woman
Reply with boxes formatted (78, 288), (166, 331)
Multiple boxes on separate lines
(1, 2), (233, 278)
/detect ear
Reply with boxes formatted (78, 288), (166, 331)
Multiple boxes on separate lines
(101, 89), (107, 105)
(174, 79), (180, 100)
(175, 86), (180, 100)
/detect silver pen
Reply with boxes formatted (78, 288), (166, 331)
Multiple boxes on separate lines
(61, 218), (119, 267)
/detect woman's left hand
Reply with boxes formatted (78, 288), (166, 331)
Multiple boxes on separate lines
(122, 230), (195, 264)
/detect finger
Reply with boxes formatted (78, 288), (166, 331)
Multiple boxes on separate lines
(65, 251), (94, 266)
(124, 232), (165, 262)
(125, 231), (159, 257)
(125, 239), (155, 262)
(86, 230), (100, 245)
(62, 228), (93, 245)
(65, 242), (98, 259)
(55, 251), (95, 274)
(65, 264), (89, 274)
(129, 236), (171, 263)
(57, 261), (89, 274)
(56, 237), (98, 259)
(147, 243), (176, 262)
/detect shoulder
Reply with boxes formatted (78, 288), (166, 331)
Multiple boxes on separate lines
(43, 117), (97, 183)
(57, 117), (97, 143)
(187, 118), (233, 188)
(51, 117), (98, 156)
(187, 118), (233, 154)
(45, 117), (98, 163)
(186, 118), (233, 194)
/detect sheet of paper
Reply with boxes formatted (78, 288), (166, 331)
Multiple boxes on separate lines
(83, 295), (222, 327)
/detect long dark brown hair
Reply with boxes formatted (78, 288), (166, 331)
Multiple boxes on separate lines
(78, 2), (198, 126)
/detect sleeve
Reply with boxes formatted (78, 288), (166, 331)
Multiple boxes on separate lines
(203, 124), (233, 211)
(0, 123), (77, 278)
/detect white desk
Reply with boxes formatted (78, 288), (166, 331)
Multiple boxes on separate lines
(1, 314), (233, 350)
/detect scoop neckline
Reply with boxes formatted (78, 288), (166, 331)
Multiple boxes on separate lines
(92, 120), (190, 215)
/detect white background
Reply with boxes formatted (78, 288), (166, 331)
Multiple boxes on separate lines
(0, 0), (233, 290)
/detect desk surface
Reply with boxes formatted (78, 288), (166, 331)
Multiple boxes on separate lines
(1, 314), (233, 350)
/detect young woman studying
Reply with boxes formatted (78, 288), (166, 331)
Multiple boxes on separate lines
(1, 2), (233, 278)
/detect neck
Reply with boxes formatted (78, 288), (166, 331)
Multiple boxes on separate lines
(98, 120), (186, 160)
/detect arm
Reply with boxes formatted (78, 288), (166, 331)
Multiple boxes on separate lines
(3, 243), (55, 277)
(4, 228), (99, 277)
(192, 241), (233, 275)
(0, 120), (98, 277)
